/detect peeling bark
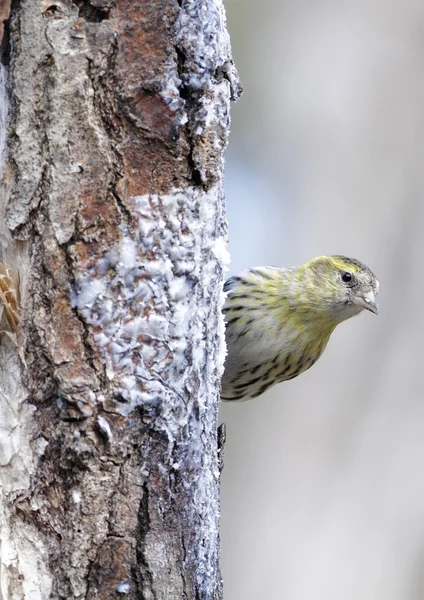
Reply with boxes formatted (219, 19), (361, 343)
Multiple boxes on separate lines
(0, 1), (240, 598)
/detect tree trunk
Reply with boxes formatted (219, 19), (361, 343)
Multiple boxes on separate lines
(0, 1), (241, 598)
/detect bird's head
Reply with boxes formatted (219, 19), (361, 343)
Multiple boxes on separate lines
(291, 255), (379, 324)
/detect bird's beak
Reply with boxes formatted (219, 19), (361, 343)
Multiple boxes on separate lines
(353, 289), (379, 315)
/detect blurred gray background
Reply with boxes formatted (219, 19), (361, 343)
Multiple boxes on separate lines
(220, 1), (424, 599)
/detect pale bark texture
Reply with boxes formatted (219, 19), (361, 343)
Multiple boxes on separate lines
(0, 1), (241, 598)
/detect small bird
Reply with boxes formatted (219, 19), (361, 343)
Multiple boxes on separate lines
(221, 255), (378, 401)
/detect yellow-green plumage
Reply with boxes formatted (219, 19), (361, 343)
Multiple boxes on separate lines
(221, 256), (378, 401)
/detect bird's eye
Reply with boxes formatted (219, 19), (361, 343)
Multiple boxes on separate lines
(341, 271), (352, 283)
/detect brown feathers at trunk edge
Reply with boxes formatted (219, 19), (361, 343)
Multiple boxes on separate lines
(0, 261), (19, 335)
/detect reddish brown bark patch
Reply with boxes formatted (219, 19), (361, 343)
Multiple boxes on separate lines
(110, 0), (192, 197)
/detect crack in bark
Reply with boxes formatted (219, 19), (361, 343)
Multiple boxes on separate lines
(134, 482), (156, 600)
(110, 186), (134, 231)
(74, 0), (112, 23)
(175, 46), (204, 188)
(64, 240), (104, 382)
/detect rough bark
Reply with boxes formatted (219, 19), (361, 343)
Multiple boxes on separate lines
(0, 1), (241, 598)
